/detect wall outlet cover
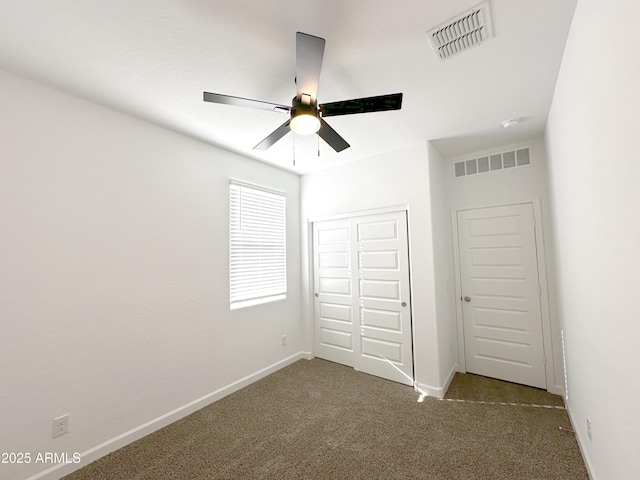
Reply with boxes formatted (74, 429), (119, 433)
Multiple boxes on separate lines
(52, 414), (69, 438)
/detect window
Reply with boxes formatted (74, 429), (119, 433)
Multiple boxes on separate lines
(229, 180), (286, 310)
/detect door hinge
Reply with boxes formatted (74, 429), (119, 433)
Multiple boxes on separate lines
(538, 285), (542, 296)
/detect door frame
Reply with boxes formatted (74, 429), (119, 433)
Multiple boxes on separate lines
(450, 197), (557, 393)
(308, 204), (417, 386)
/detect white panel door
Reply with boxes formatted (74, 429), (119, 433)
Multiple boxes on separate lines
(313, 219), (355, 367)
(457, 203), (546, 388)
(355, 213), (413, 385)
(313, 211), (414, 386)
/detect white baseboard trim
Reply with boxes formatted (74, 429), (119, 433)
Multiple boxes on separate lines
(565, 403), (597, 480)
(442, 364), (458, 397)
(27, 352), (311, 480)
(415, 365), (458, 399)
(415, 382), (444, 398)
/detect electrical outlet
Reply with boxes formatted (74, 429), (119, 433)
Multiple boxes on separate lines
(52, 414), (69, 438)
(587, 417), (592, 440)
(281, 335), (287, 346)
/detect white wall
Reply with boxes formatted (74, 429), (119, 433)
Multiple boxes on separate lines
(544, 0), (640, 478)
(444, 138), (549, 208)
(300, 143), (445, 395)
(431, 137), (564, 394)
(426, 143), (458, 389)
(0, 69), (303, 480)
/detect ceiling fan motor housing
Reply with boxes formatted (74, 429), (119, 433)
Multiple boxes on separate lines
(292, 96), (317, 116)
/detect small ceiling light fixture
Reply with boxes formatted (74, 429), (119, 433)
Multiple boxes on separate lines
(290, 94), (321, 135)
(501, 118), (520, 129)
(290, 111), (320, 135)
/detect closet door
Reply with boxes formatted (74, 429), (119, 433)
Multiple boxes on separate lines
(313, 218), (355, 367)
(354, 212), (413, 385)
(313, 211), (414, 386)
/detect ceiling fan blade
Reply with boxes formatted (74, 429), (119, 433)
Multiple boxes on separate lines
(318, 118), (350, 152)
(253, 119), (291, 150)
(296, 32), (325, 101)
(203, 92), (290, 113)
(320, 93), (403, 117)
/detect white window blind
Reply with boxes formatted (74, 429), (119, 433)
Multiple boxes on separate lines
(229, 180), (286, 310)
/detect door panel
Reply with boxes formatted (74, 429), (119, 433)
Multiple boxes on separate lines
(355, 212), (413, 385)
(359, 251), (399, 269)
(361, 337), (404, 363)
(319, 277), (351, 295)
(319, 302), (351, 322)
(318, 252), (350, 268)
(457, 203), (546, 389)
(357, 220), (398, 241)
(313, 219), (354, 367)
(313, 211), (413, 386)
(361, 308), (402, 331)
(360, 279), (401, 300)
(320, 328), (353, 351)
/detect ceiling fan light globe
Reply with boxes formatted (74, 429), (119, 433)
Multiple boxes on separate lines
(290, 113), (320, 135)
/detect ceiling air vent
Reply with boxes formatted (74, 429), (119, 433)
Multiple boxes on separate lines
(428, 1), (493, 61)
(453, 147), (531, 179)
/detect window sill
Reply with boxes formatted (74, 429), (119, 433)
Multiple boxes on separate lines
(230, 294), (286, 311)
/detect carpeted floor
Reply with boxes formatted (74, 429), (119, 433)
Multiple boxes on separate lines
(63, 359), (588, 479)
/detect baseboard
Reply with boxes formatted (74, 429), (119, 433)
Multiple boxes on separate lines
(27, 352), (311, 480)
(414, 365), (458, 399)
(565, 402), (597, 480)
(441, 364), (458, 397)
(415, 382), (443, 398)
(416, 364), (460, 398)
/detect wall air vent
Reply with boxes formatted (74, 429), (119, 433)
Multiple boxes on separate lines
(453, 147), (531, 179)
(427, 1), (494, 61)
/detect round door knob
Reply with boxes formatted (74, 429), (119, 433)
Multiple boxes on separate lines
(401, 302), (407, 307)
(464, 296), (471, 302)
(315, 293), (319, 298)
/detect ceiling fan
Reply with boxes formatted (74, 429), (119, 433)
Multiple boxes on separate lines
(203, 32), (403, 153)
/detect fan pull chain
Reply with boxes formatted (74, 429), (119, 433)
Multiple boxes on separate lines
(292, 134), (296, 167)
(317, 133), (320, 157)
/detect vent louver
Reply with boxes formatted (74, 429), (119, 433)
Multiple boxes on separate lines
(428, 1), (493, 61)
(453, 147), (531, 179)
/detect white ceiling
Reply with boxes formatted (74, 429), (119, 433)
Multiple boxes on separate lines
(0, 0), (578, 174)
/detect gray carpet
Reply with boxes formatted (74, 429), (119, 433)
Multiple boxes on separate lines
(63, 359), (588, 479)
